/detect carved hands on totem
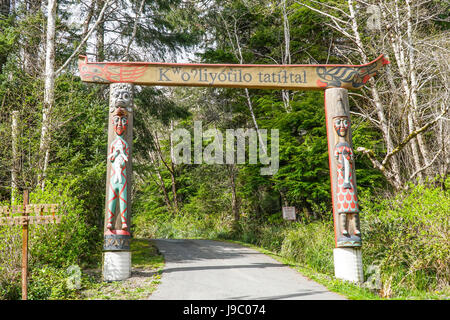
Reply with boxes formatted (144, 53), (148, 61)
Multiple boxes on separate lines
(107, 136), (129, 232)
(109, 138), (128, 184)
(106, 106), (130, 234)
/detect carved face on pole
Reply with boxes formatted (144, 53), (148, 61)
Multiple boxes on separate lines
(333, 116), (349, 138)
(113, 89), (131, 108)
(112, 108), (128, 136)
(110, 83), (133, 113)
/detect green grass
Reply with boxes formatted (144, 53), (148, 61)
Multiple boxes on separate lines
(131, 238), (165, 269)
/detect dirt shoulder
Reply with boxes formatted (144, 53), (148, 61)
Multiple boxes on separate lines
(80, 239), (164, 300)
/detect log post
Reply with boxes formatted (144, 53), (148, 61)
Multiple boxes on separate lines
(11, 110), (19, 203)
(22, 190), (29, 300)
(102, 83), (134, 281)
(324, 88), (363, 283)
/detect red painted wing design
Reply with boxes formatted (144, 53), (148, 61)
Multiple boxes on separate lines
(79, 59), (146, 83)
(103, 65), (147, 82)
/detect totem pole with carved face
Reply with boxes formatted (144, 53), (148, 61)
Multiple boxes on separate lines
(104, 83), (133, 250)
(333, 115), (361, 242)
(325, 89), (362, 248)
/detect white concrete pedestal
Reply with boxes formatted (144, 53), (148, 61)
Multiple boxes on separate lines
(103, 251), (131, 281)
(333, 247), (364, 283)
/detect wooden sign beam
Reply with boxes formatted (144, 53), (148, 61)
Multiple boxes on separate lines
(78, 55), (389, 90)
(0, 204), (60, 225)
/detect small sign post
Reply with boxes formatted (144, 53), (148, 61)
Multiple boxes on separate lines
(282, 206), (296, 221)
(0, 191), (60, 300)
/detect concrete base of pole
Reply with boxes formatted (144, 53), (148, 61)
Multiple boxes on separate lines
(103, 251), (131, 281)
(333, 247), (364, 283)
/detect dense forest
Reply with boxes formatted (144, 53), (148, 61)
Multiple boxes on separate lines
(0, 0), (448, 299)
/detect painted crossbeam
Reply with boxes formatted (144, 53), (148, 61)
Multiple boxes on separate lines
(78, 55), (389, 90)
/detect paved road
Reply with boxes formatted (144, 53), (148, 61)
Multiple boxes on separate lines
(148, 239), (345, 300)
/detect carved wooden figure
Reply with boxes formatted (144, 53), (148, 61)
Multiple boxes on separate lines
(325, 89), (361, 248)
(106, 107), (129, 231)
(333, 115), (361, 238)
(104, 83), (133, 251)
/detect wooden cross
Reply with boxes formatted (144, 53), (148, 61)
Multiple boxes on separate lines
(0, 191), (60, 300)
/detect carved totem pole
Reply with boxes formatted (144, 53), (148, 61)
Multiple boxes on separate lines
(103, 83), (134, 281)
(325, 88), (363, 282)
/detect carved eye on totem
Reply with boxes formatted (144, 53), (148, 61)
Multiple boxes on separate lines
(117, 91), (129, 100)
(334, 119), (349, 127)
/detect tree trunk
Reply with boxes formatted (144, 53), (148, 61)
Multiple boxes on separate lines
(11, 110), (19, 202)
(0, 0), (9, 16)
(96, 0), (105, 62)
(218, 11), (268, 156)
(38, 0), (57, 190)
(148, 150), (173, 213)
(125, 0), (145, 60)
(0, 0), (10, 73)
(56, 0), (111, 75)
(405, 0), (432, 173)
(81, 0), (96, 53)
(23, 0), (42, 75)
(154, 130), (179, 212)
(347, 0), (402, 187)
(231, 169), (239, 222)
(169, 121), (179, 212)
(229, 164), (240, 225)
(279, 189), (288, 207)
(281, 0), (292, 113)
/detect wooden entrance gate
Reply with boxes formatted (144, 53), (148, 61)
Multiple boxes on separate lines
(78, 54), (389, 283)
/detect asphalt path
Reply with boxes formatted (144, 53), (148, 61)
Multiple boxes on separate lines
(148, 239), (345, 300)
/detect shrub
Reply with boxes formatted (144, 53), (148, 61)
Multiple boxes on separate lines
(0, 224), (22, 299)
(360, 181), (450, 296)
(28, 265), (77, 300)
(29, 177), (102, 267)
(0, 176), (102, 300)
(258, 224), (286, 252)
